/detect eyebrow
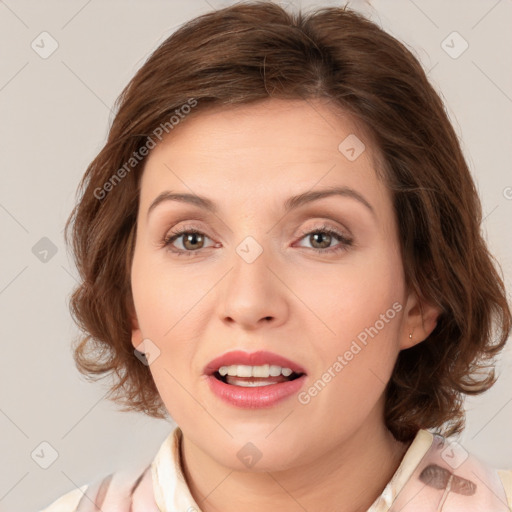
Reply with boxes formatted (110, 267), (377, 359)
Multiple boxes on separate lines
(147, 186), (375, 219)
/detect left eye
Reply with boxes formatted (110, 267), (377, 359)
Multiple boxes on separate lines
(294, 225), (353, 254)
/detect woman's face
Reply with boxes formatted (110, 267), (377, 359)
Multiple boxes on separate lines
(130, 98), (424, 470)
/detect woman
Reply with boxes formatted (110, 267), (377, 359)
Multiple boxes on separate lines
(40, 1), (512, 510)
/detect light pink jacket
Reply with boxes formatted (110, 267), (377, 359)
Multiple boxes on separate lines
(39, 427), (512, 511)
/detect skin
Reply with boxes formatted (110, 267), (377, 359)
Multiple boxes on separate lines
(130, 98), (439, 512)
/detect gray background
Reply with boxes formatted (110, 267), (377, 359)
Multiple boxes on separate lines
(0, 0), (511, 510)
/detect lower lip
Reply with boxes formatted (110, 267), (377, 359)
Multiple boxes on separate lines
(206, 374), (307, 408)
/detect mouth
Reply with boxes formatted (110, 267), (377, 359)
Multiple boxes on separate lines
(204, 350), (307, 408)
(213, 364), (305, 387)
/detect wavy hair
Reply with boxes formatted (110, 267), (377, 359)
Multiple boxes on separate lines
(64, 1), (511, 442)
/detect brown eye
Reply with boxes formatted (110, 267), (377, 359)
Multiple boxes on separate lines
(163, 227), (214, 255)
(296, 224), (353, 254)
(308, 231), (333, 250)
(180, 231), (205, 250)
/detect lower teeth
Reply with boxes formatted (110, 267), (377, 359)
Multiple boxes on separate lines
(229, 379), (275, 387)
(223, 375), (288, 387)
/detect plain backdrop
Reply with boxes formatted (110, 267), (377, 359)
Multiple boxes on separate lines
(0, 1), (511, 510)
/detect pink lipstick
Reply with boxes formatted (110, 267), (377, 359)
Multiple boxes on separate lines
(204, 350), (307, 408)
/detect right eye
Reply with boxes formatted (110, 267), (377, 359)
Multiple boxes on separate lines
(162, 226), (216, 256)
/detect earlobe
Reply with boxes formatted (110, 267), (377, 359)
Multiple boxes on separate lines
(400, 291), (441, 350)
(127, 296), (143, 350)
(131, 322), (143, 350)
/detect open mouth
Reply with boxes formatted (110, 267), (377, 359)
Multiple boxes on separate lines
(205, 353), (307, 407)
(213, 366), (305, 387)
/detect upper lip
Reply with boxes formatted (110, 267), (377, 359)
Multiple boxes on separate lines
(204, 350), (307, 376)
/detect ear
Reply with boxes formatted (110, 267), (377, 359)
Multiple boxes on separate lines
(399, 288), (441, 350)
(127, 295), (144, 351)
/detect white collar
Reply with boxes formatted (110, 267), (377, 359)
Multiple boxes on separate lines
(152, 426), (200, 511)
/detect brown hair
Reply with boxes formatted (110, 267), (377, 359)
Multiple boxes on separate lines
(64, 1), (511, 442)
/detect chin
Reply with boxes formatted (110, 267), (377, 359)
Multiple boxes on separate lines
(205, 431), (306, 472)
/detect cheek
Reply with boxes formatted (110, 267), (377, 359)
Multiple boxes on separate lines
(296, 243), (404, 403)
(130, 248), (208, 405)
(297, 272), (403, 440)
(131, 245), (204, 338)
(295, 246), (404, 343)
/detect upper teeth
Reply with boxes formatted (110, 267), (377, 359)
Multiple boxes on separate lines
(218, 364), (294, 378)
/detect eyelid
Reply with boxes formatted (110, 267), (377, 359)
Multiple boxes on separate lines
(295, 218), (352, 238)
(161, 219), (221, 243)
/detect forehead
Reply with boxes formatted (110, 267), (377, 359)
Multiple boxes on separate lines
(139, 98), (389, 215)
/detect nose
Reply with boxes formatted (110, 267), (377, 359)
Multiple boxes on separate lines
(217, 244), (289, 330)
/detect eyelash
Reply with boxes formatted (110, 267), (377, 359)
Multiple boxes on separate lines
(161, 223), (353, 257)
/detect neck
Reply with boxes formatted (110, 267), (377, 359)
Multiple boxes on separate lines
(180, 411), (411, 512)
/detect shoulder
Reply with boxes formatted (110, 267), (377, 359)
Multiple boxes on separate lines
(37, 428), (178, 512)
(37, 462), (156, 511)
(381, 431), (512, 511)
(38, 484), (88, 512)
(498, 469), (512, 509)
